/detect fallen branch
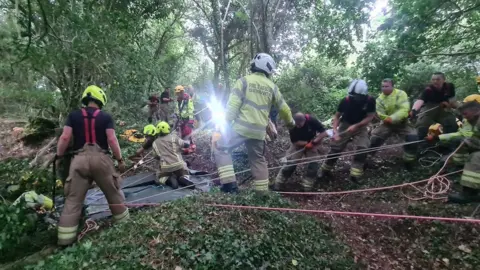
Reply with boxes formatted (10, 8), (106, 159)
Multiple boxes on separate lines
(29, 137), (57, 168)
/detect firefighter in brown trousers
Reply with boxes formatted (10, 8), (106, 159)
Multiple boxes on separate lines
(55, 85), (129, 246)
(409, 72), (458, 150)
(318, 79), (376, 183)
(273, 112), (328, 191)
(152, 121), (194, 189)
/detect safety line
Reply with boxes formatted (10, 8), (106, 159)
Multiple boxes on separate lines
(205, 204), (480, 224)
(276, 170), (462, 195)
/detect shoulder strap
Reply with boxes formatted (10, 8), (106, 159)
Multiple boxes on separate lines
(305, 114), (310, 121)
(81, 108), (100, 144)
(345, 96), (350, 102)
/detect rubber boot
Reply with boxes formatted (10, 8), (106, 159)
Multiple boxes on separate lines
(404, 161), (414, 171)
(448, 187), (480, 204)
(178, 176), (195, 190)
(348, 175), (361, 184)
(220, 182), (239, 194)
(272, 173), (287, 191)
(317, 169), (332, 180)
(448, 186), (480, 204)
(166, 177), (179, 189)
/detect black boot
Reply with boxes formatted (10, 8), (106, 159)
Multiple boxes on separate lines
(404, 161), (414, 171)
(178, 176), (195, 190)
(317, 169), (332, 179)
(448, 187), (480, 204)
(220, 182), (239, 194)
(348, 175), (361, 184)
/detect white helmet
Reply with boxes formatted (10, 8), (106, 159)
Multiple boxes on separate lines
(347, 79), (368, 95)
(251, 53), (276, 75)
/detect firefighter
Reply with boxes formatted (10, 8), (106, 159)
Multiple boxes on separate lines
(368, 79), (418, 169)
(159, 87), (173, 122)
(152, 121), (194, 189)
(214, 53), (295, 193)
(147, 92), (161, 124)
(174, 85), (196, 154)
(319, 79), (376, 183)
(446, 100), (480, 203)
(129, 124), (158, 159)
(273, 112), (328, 191)
(55, 85), (129, 246)
(409, 72), (458, 149)
(426, 95), (480, 167)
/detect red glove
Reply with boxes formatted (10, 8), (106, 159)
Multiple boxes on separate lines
(305, 142), (314, 150)
(383, 117), (393, 125)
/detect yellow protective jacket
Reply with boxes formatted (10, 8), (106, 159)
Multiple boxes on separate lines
(226, 72), (294, 140)
(465, 117), (480, 150)
(376, 88), (410, 124)
(175, 93), (194, 120)
(439, 119), (473, 142)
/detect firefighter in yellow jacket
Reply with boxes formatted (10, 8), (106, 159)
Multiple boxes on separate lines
(368, 79), (418, 169)
(174, 85), (196, 153)
(214, 53), (295, 193)
(55, 85), (129, 246)
(446, 98), (480, 203)
(426, 94), (480, 167)
(152, 121), (194, 189)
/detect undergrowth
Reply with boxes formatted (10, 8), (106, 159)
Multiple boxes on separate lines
(26, 191), (357, 270)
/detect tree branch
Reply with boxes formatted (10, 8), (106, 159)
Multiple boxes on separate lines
(394, 48), (480, 57)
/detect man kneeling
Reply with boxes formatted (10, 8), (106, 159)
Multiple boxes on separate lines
(273, 113), (328, 191)
(152, 121), (194, 189)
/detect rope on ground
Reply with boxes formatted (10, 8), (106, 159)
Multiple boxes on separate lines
(402, 142), (464, 201)
(418, 143), (442, 167)
(204, 204), (480, 224)
(77, 219), (99, 241)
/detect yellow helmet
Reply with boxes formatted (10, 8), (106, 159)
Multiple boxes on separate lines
(82, 85), (107, 107)
(156, 121), (171, 135)
(463, 94), (480, 103)
(143, 124), (157, 136)
(174, 85), (185, 93)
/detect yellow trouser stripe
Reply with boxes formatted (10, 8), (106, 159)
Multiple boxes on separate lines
(321, 163), (333, 171)
(114, 209), (130, 222)
(254, 179), (269, 191)
(58, 226), (78, 240)
(350, 167), (363, 177)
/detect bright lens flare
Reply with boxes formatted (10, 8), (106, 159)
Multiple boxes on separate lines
(207, 97), (226, 130)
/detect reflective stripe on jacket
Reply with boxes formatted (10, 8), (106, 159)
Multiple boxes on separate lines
(226, 72), (293, 140)
(175, 93), (194, 120)
(152, 134), (187, 173)
(376, 88), (410, 123)
(465, 117), (480, 150)
(439, 119), (473, 141)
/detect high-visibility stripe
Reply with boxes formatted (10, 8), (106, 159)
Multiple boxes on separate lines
(232, 88), (245, 99)
(403, 152), (416, 161)
(58, 225), (78, 240)
(301, 178), (314, 188)
(254, 179), (269, 191)
(234, 119), (266, 131)
(350, 167), (363, 177)
(113, 209), (130, 223)
(158, 176), (169, 184)
(321, 163), (333, 171)
(218, 165), (236, 184)
(242, 99), (271, 110)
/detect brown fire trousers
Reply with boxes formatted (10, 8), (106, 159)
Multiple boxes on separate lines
(57, 145), (129, 246)
(274, 145), (320, 190)
(321, 122), (369, 178)
(214, 130), (268, 191)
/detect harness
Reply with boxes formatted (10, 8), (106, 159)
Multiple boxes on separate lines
(81, 108), (101, 145)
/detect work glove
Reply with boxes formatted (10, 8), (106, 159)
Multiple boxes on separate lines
(440, 101), (451, 109)
(409, 109), (418, 120)
(117, 159), (126, 173)
(304, 142), (314, 150)
(286, 119), (295, 130)
(383, 117), (393, 125)
(425, 135), (439, 142)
